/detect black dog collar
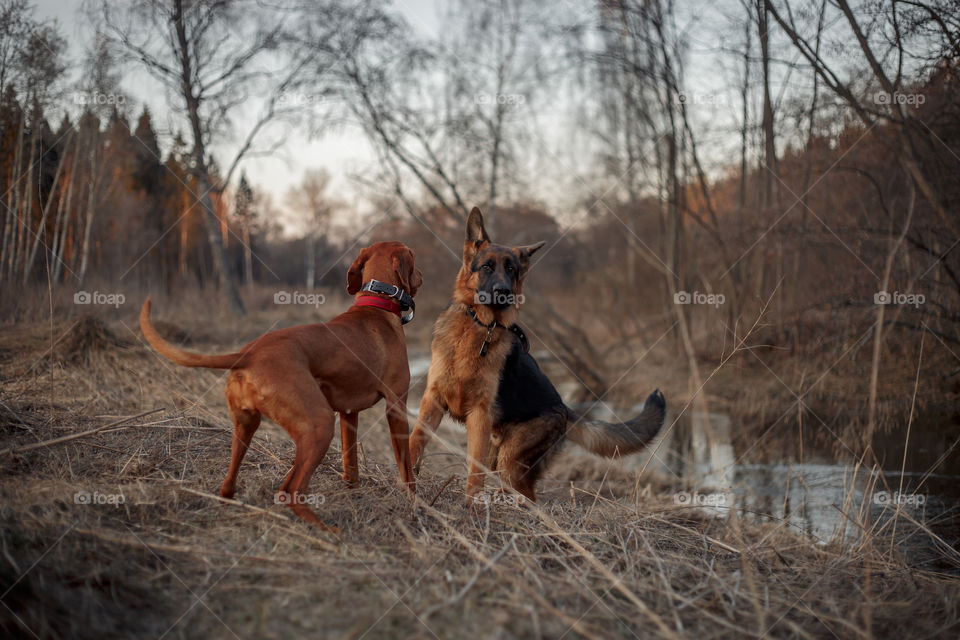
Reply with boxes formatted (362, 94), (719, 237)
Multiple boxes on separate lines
(361, 279), (415, 325)
(465, 306), (529, 356)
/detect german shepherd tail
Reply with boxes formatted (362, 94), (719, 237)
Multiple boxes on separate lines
(140, 297), (248, 369)
(565, 389), (666, 457)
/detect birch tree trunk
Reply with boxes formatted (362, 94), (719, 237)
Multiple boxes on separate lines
(51, 130), (81, 283)
(0, 111), (24, 282)
(305, 233), (315, 290)
(16, 119), (38, 281)
(173, 0), (245, 314)
(23, 133), (70, 283)
(77, 144), (98, 286)
(242, 223), (253, 288)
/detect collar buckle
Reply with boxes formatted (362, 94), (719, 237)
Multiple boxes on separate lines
(360, 279), (415, 325)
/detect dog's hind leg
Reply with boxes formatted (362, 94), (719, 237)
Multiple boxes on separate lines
(286, 419), (337, 532)
(496, 412), (566, 503)
(221, 375), (262, 499)
(220, 410), (261, 499)
(339, 411), (360, 488)
(265, 377), (339, 532)
(278, 465), (295, 496)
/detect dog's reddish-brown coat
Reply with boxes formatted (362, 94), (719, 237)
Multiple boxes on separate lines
(140, 241), (422, 532)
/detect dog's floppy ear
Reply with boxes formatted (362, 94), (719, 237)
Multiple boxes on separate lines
(346, 247), (371, 295)
(465, 207), (490, 247)
(393, 248), (423, 296)
(514, 241), (546, 271)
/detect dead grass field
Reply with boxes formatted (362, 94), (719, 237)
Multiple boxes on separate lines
(1, 297), (959, 639)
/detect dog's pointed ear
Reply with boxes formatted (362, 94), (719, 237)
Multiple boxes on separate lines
(514, 241), (546, 269)
(393, 248), (423, 296)
(465, 207), (490, 247)
(346, 247), (371, 295)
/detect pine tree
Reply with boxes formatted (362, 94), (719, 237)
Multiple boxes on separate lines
(131, 107), (167, 286)
(234, 172), (256, 288)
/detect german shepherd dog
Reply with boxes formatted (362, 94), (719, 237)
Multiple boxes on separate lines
(409, 208), (666, 503)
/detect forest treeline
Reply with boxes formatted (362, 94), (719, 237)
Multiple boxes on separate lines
(1, 0), (958, 413)
(0, 99), (293, 292)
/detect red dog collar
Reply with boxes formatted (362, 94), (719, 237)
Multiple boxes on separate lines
(354, 295), (403, 318)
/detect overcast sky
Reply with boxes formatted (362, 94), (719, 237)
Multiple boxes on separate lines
(31, 0), (453, 237)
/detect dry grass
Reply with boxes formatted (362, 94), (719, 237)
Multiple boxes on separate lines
(1, 304), (958, 639)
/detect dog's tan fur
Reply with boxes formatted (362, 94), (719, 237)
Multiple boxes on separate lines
(410, 208), (665, 503)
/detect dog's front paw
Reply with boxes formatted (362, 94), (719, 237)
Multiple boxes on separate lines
(409, 448), (424, 475)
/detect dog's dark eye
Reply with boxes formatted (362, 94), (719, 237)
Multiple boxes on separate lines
(482, 264), (493, 272)
(506, 263), (515, 273)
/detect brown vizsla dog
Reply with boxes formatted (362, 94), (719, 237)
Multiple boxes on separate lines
(139, 241), (422, 533)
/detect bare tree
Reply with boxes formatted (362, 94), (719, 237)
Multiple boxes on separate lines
(756, 0), (779, 209)
(439, 0), (554, 235)
(339, 0), (570, 235)
(590, 0), (742, 441)
(234, 171), (255, 288)
(337, 6), (471, 223)
(100, 0), (322, 313)
(0, 0), (31, 97)
(285, 168), (335, 289)
(74, 31), (120, 286)
(766, 0), (959, 238)
(0, 5), (65, 285)
(22, 127), (70, 283)
(49, 117), (81, 283)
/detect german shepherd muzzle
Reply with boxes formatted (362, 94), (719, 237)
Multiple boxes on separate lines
(409, 207), (666, 503)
